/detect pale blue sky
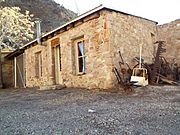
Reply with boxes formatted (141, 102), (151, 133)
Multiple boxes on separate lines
(54, 0), (180, 24)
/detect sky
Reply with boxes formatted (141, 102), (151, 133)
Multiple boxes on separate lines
(54, 0), (180, 24)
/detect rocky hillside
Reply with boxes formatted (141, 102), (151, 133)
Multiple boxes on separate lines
(0, 0), (77, 33)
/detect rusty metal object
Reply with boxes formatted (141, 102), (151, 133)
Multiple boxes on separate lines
(114, 41), (179, 86)
(113, 67), (134, 92)
(121, 68), (127, 74)
(113, 67), (123, 84)
(150, 41), (179, 85)
(113, 50), (133, 91)
(118, 50), (132, 83)
(150, 41), (166, 84)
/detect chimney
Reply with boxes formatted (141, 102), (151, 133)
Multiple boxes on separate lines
(34, 19), (41, 44)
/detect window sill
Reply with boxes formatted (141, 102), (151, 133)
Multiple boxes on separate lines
(76, 72), (86, 76)
(35, 76), (42, 78)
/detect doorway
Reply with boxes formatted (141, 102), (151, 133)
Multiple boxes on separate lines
(51, 38), (62, 85)
(15, 54), (26, 88)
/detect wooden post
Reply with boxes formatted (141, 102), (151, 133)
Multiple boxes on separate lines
(0, 49), (3, 88)
(14, 57), (17, 88)
(139, 44), (142, 69)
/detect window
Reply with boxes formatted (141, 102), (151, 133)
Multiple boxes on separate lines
(35, 51), (42, 77)
(56, 45), (62, 71)
(76, 40), (86, 74)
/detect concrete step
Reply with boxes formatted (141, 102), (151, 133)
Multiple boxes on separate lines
(39, 84), (66, 90)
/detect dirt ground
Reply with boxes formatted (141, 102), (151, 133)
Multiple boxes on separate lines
(0, 85), (179, 135)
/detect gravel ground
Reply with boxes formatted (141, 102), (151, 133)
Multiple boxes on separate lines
(0, 86), (180, 135)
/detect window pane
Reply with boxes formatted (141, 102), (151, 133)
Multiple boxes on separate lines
(35, 54), (39, 77)
(78, 41), (84, 57)
(78, 57), (83, 72)
(76, 40), (86, 73)
(56, 45), (61, 71)
(83, 57), (86, 73)
(35, 52), (42, 77)
(39, 53), (42, 76)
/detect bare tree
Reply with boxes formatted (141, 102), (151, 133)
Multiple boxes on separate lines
(0, 7), (34, 88)
(0, 7), (34, 49)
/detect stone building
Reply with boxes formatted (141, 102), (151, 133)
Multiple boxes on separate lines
(158, 19), (180, 64)
(1, 50), (14, 88)
(6, 5), (158, 89)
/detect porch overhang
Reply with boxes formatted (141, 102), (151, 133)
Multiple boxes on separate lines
(5, 49), (24, 59)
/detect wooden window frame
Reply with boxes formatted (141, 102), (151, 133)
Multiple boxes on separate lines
(35, 51), (42, 78)
(74, 39), (86, 75)
(56, 45), (62, 72)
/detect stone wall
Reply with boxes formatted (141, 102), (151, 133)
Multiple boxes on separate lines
(24, 9), (159, 89)
(25, 43), (53, 87)
(106, 10), (157, 84)
(59, 11), (112, 89)
(2, 52), (14, 88)
(25, 10), (112, 89)
(158, 19), (180, 65)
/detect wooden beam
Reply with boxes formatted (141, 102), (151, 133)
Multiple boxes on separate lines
(14, 57), (17, 88)
(83, 12), (100, 22)
(74, 19), (84, 27)
(48, 34), (53, 39)
(51, 38), (60, 47)
(67, 24), (74, 30)
(59, 28), (66, 33)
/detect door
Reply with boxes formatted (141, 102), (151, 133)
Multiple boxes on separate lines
(52, 45), (62, 84)
(16, 54), (25, 88)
